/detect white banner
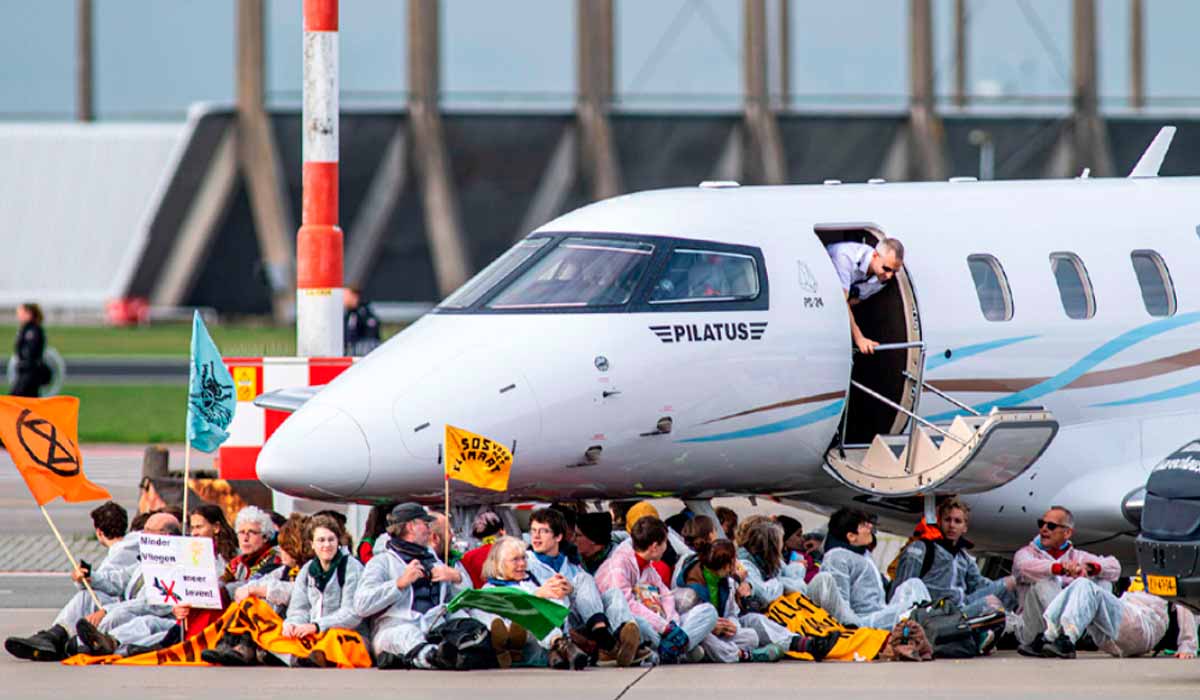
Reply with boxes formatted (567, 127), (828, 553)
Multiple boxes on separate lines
(139, 533), (223, 609)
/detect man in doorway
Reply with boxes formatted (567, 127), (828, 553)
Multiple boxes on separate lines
(825, 238), (905, 354)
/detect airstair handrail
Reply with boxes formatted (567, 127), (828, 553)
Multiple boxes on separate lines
(902, 371), (983, 416)
(848, 379), (969, 447)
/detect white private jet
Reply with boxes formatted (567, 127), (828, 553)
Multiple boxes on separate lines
(258, 127), (1194, 559)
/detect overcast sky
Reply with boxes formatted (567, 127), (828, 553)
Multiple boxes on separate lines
(3, 0), (1198, 118)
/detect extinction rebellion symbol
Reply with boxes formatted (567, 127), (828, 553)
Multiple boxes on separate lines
(16, 408), (80, 477)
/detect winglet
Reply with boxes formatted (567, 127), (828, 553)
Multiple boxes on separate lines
(1128, 126), (1176, 178)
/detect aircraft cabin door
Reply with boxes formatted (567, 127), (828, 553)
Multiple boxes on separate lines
(813, 225), (1059, 498)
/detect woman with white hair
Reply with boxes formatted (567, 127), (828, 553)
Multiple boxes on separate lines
(474, 536), (589, 670)
(221, 506), (283, 598)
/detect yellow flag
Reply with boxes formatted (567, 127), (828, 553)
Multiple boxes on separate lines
(445, 425), (513, 491)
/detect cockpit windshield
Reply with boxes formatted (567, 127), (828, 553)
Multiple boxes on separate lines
(439, 237), (550, 309)
(486, 237), (654, 309)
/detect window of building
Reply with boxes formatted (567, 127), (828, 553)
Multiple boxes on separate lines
(648, 249), (760, 303)
(1130, 250), (1176, 317)
(967, 254), (1013, 321)
(1049, 252), (1096, 319)
(485, 237), (654, 309)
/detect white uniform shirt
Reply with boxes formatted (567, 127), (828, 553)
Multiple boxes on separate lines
(826, 241), (887, 302)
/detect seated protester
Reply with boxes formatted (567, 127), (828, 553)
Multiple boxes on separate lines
(5, 502), (135, 661)
(1013, 506), (1120, 655)
(428, 510), (464, 568)
(547, 503), (583, 565)
(734, 515), (809, 610)
(624, 502), (691, 585)
(1034, 570), (1198, 660)
(68, 513), (187, 659)
(312, 509), (352, 549)
(234, 513), (311, 611)
(811, 508), (931, 630)
(460, 511), (506, 587)
(595, 516), (718, 663)
(576, 512), (618, 576)
(715, 507), (739, 541)
(775, 515), (820, 585)
(358, 502), (397, 564)
(675, 518), (836, 663)
(222, 506), (284, 599)
(893, 498), (1014, 617)
(270, 515), (367, 667)
(189, 504), (238, 572)
(473, 536), (590, 670)
(353, 502), (468, 670)
(526, 508), (642, 666)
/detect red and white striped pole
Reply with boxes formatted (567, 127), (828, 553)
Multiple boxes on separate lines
(297, 0), (343, 358)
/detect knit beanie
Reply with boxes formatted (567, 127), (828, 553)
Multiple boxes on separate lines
(577, 512), (613, 545)
(625, 501), (660, 534)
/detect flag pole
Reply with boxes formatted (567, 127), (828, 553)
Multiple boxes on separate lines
(40, 505), (103, 609)
(182, 444), (191, 526)
(443, 477), (451, 563)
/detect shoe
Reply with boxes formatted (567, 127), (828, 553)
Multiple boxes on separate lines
(793, 633), (838, 662)
(121, 644), (160, 659)
(5, 626), (68, 662)
(613, 622), (640, 667)
(749, 642), (786, 663)
(1017, 633), (1047, 658)
(375, 651), (406, 670)
(489, 619), (513, 668)
(549, 636), (588, 670)
(977, 629), (998, 656)
(200, 633), (257, 666)
(258, 648), (288, 666)
(506, 622), (528, 664)
(684, 645), (706, 663)
(75, 619), (118, 656)
(569, 629), (599, 660)
(1041, 633), (1076, 659)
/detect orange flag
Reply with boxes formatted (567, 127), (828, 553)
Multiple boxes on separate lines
(0, 396), (109, 506)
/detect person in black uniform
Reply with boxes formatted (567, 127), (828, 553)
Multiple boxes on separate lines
(343, 287), (381, 356)
(11, 302), (49, 397)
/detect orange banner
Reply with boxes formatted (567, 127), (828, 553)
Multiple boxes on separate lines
(767, 592), (889, 662)
(0, 397), (108, 506)
(63, 597), (371, 668)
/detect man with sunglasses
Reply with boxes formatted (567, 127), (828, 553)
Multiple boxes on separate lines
(1013, 506), (1120, 658)
(824, 238), (905, 355)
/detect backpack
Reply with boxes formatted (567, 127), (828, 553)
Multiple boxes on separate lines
(879, 619), (934, 662)
(909, 598), (978, 659)
(425, 618), (499, 670)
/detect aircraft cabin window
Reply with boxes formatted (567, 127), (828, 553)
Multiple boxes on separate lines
(966, 254), (1013, 321)
(440, 237), (550, 309)
(1130, 250), (1176, 317)
(1049, 252), (1096, 320)
(648, 249), (760, 303)
(486, 237), (654, 309)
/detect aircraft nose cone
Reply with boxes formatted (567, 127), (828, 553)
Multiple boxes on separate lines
(257, 403), (370, 499)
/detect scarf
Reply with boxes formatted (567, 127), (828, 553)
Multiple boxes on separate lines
(582, 544), (613, 575)
(225, 545), (280, 583)
(824, 532), (869, 557)
(387, 538), (439, 613)
(701, 566), (723, 609)
(486, 573), (541, 588)
(309, 550), (348, 593)
(1034, 536), (1073, 559)
(534, 551), (566, 573)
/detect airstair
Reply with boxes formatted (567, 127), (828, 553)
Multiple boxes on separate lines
(825, 342), (1058, 498)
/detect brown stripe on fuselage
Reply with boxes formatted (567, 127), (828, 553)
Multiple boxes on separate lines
(703, 391), (844, 424)
(705, 348), (1200, 425)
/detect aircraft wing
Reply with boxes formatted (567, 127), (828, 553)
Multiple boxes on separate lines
(253, 385), (322, 413)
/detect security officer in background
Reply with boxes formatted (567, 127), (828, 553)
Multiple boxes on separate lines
(825, 238), (905, 355)
(343, 287), (382, 356)
(10, 302), (49, 397)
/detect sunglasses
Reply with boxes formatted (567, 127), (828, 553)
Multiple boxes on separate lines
(1036, 519), (1067, 531)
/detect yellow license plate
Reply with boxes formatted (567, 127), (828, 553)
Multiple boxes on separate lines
(1147, 574), (1178, 596)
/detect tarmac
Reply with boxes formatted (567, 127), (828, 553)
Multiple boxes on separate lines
(4, 447), (1199, 697)
(1, 607), (1198, 699)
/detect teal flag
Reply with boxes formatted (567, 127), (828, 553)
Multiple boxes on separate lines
(446, 587), (569, 639)
(187, 311), (236, 453)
